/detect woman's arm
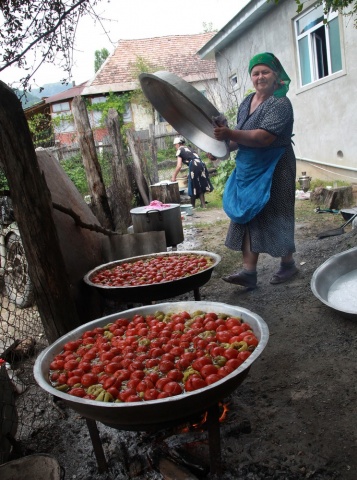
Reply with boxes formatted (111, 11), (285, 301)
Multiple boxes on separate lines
(171, 156), (183, 182)
(214, 126), (276, 147)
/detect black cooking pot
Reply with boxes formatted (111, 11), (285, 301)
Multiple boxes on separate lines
(34, 301), (269, 430)
(83, 250), (221, 303)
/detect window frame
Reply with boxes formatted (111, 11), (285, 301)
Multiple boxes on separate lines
(294, 4), (343, 88)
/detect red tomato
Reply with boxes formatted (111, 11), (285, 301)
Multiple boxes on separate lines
(166, 369), (183, 382)
(230, 325), (245, 336)
(170, 346), (185, 357)
(205, 374), (221, 385)
(104, 362), (122, 374)
(106, 387), (119, 399)
(67, 375), (82, 387)
(155, 377), (171, 391)
(145, 358), (159, 368)
(91, 364), (105, 375)
(163, 381), (183, 396)
(204, 320), (217, 331)
(184, 376), (207, 392)
(119, 388), (137, 401)
(211, 346), (225, 357)
(63, 359), (79, 371)
(81, 373), (98, 387)
(127, 378), (141, 389)
(63, 340), (81, 351)
(57, 373), (68, 384)
(239, 322), (252, 331)
(225, 358), (243, 370)
(241, 334), (259, 347)
(130, 370), (145, 380)
(50, 359), (65, 370)
(216, 331), (232, 343)
(238, 351), (252, 361)
(136, 379), (154, 392)
(200, 364), (218, 379)
(217, 365), (234, 377)
(114, 369), (131, 382)
(223, 348), (239, 360)
(192, 357), (212, 372)
(159, 360), (175, 373)
(144, 389), (159, 401)
(68, 387), (86, 397)
(157, 391), (171, 399)
(225, 317), (242, 329)
(125, 395), (142, 402)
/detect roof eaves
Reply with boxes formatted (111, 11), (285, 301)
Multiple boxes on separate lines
(82, 82), (138, 96)
(198, 0), (276, 59)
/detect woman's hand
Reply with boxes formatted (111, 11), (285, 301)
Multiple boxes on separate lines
(213, 126), (231, 141)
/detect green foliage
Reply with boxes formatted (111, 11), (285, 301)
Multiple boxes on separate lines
(271, 0), (357, 27)
(94, 48), (110, 73)
(211, 158), (235, 197)
(60, 151), (113, 196)
(0, 169), (9, 190)
(61, 154), (89, 196)
(27, 113), (54, 147)
(156, 138), (176, 162)
(86, 91), (132, 127)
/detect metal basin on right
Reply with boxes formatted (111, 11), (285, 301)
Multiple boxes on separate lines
(311, 247), (357, 320)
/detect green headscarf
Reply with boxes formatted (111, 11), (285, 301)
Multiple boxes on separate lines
(248, 52), (291, 98)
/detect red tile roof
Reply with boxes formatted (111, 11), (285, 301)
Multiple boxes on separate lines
(89, 33), (217, 91)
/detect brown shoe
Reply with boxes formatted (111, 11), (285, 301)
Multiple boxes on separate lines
(222, 271), (257, 289)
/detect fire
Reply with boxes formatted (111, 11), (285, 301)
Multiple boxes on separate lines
(219, 402), (230, 422)
(182, 401), (231, 432)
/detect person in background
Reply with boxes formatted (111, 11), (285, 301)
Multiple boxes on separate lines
(211, 52), (298, 288)
(171, 136), (213, 208)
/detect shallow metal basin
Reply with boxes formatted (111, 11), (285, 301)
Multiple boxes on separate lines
(139, 71), (229, 159)
(83, 250), (221, 303)
(311, 247), (357, 320)
(34, 301), (269, 430)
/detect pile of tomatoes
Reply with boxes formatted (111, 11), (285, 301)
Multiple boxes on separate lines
(49, 310), (259, 403)
(90, 254), (215, 287)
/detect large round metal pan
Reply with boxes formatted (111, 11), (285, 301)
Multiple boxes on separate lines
(311, 246), (357, 320)
(83, 250), (221, 303)
(139, 71), (230, 159)
(34, 301), (269, 430)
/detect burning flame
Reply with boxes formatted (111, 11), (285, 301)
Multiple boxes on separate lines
(182, 401), (230, 432)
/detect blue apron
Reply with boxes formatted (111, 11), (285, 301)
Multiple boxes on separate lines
(223, 145), (285, 224)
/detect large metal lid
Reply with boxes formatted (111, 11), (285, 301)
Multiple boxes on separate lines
(139, 71), (229, 159)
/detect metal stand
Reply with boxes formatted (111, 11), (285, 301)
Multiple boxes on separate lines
(207, 403), (222, 475)
(85, 403), (222, 475)
(85, 419), (108, 473)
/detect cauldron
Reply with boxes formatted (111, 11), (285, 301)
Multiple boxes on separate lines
(34, 301), (269, 430)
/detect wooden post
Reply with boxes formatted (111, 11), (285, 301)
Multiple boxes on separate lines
(105, 109), (132, 233)
(0, 81), (80, 343)
(71, 96), (114, 231)
(149, 124), (159, 184)
(126, 129), (150, 205)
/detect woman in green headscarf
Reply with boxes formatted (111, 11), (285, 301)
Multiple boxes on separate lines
(212, 52), (297, 289)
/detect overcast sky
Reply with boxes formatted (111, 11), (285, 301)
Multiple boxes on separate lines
(1, 0), (249, 88)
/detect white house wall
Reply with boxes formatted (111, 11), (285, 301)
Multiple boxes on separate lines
(210, 0), (357, 182)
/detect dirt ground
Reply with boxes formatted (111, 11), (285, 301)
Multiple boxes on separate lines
(13, 202), (357, 480)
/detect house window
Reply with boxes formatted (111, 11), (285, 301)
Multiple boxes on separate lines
(91, 96), (106, 127)
(295, 5), (342, 86)
(52, 101), (74, 133)
(230, 74), (238, 90)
